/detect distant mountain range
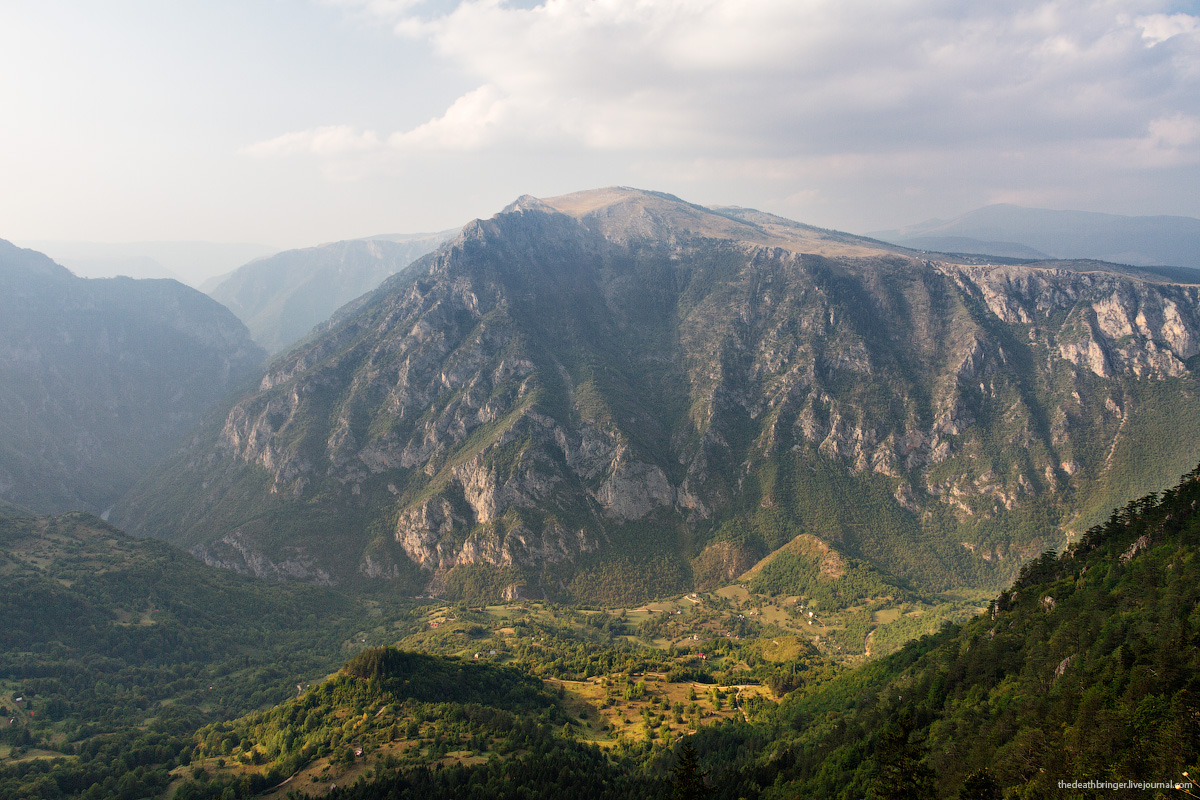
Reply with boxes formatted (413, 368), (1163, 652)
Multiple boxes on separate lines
(113, 188), (1200, 605)
(870, 204), (1200, 274)
(0, 239), (265, 514)
(205, 231), (457, 354)
(18, 239), (279, 286)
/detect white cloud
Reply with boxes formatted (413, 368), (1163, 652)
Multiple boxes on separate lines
(234, 0), (1200, 228)
(1125, 112), (1200, 165)
(275, 0), (1197, 161)
(387, 85), (519, 150)
(1136, 12), (1200, 44)
(240, 125), (383, 157)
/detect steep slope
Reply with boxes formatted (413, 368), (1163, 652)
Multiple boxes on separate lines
(0, 506), (378, 800)
(208, 232), (456, 354)
(693, 462), (1200, 799)
(114, 189), (1200, 603)
(872, 204), (1200, 271)
(0, 239), (265, 514)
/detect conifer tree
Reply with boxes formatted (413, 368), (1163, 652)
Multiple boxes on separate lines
(671, 740), (711, 799)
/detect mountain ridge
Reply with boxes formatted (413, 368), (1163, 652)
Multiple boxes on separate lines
(19, 239), (279, 285)
(871, 203), (1200, 270)
(0, 239), (266, 514)
(113, 188), (1200, 604)
(206, 230), (458, 354)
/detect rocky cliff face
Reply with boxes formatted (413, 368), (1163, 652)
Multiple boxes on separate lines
(0, 239), (266, 514)
(113, 190), (1200, 602)
(951, 264), (1199, 378)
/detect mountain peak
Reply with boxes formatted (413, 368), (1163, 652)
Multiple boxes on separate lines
(116, 188), (1200, 604)
(501, 194), (556, 215)
(539, 186), (688, 216)
(489, 187), (902, 259)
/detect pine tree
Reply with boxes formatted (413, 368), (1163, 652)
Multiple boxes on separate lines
(671, 740), (712, 800)
(869, 715), (936, 800)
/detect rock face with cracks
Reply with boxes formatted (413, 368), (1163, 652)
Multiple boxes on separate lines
(114, 188), (1200, 601)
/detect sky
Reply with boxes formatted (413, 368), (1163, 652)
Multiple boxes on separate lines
(2, 0), (1199, 270)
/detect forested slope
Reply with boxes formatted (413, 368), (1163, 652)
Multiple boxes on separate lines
(687, 463), (1200, 799)
(7, 464), (1198, 798)
(0, 510), (379, 799)
(172, 469), (1200, 800)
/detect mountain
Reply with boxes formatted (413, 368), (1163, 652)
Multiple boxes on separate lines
(870, 204), (1200, 272)
(884, 235), (1052, 261)
(113, 188), (1200, 604)
(206, 231), (457, 354)
(0, 239), (265, 514)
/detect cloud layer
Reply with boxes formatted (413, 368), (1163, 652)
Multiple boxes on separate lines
(4, 1), (1198, 249)
(229, 0), (1200, 230)
(261, 1), (1199, 163)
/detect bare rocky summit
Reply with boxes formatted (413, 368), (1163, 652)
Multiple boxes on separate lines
(113, 189), (1200, 602)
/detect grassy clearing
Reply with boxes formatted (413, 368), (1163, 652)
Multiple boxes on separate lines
(548, 673), (767, 747)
